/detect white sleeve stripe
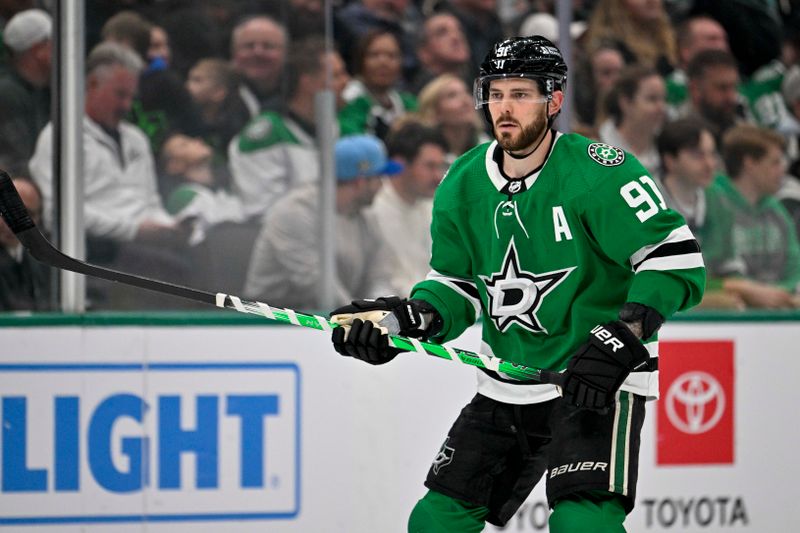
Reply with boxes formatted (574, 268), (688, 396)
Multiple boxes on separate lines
(629, 225), (696, 267)
(424, 270), (481, 319)
(635, 253), (705, 272)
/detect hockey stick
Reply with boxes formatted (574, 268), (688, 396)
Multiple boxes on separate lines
(0, 170), (563, 385)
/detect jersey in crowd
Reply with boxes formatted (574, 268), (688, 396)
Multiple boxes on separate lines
(702, 174), (800, 290)
(228, 111), (320, 220)
(410, 134), (706, 404)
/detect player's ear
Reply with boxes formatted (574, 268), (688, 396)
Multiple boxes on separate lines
(548, 90), (564, 118)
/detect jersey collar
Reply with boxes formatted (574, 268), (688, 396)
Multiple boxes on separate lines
(484, 131), (563, 194)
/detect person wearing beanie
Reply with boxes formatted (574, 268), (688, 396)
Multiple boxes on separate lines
(0, 8), (52, 174)
(243, 134), (400, 310)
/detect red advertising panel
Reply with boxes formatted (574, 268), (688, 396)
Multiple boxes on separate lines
(657, 341), (734, 465)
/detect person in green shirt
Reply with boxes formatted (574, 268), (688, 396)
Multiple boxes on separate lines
(704, 124), (800, 308)
(330, 36), (705, 532)
(666, 14), (729, 115)
(339, 30), (417, 141)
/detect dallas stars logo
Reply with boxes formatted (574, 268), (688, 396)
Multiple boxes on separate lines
(480, 239), (574, 334)
(588, 142), (625, 167)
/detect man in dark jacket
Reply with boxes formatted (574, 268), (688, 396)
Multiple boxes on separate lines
(0, 8), (51, 175)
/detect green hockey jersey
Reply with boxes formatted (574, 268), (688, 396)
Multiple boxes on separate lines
(410, 133), (706, 404)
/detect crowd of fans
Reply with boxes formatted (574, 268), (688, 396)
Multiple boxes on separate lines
(1, 0), (800, 313)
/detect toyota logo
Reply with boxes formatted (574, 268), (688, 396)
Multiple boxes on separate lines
(665, 371), (726, 434)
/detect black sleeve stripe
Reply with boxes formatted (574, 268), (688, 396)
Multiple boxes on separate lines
(632, 239), (701, 271)
(452, 279), (480, 300)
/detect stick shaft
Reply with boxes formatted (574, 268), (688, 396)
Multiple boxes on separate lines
(0, 170), (562, 385)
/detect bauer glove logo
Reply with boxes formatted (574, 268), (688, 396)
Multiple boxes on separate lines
(590, 324), (625, 352)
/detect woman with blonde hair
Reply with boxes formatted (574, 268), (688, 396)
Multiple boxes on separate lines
(585, 0), (677, 74)
(416, 73), (489, 163)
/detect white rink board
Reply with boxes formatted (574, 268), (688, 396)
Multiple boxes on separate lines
(0, 320), (798, 532)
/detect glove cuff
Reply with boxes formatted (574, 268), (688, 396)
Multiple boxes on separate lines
(397, 299), (443, 339)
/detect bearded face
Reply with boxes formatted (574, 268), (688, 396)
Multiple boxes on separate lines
(493, 106), (549, 153)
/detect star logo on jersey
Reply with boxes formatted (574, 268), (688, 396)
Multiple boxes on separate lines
(480, 239), (574, 334)
(588, 142), (625, 167)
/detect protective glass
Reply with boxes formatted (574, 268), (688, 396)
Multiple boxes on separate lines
(473, 74), (551, 108)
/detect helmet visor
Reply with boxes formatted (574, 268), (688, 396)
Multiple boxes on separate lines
(473, 74), (552, 109)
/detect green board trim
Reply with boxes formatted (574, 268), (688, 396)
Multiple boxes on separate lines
(1, 309), (799, 328)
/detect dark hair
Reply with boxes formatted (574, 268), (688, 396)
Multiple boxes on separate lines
(350, 29), (400, 77)
(101, 10), (153, 61)
(675, 15), (722, 51)
(657, 117), (716, 160)
(385, 120), (448, 160)
(285, 37), (331, 95)
(721, 124), (785, 178)
(604, 64), (660, 124)
(686, 49), (739, 80)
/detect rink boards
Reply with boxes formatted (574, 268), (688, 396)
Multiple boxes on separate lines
(0, 316), (796, 532)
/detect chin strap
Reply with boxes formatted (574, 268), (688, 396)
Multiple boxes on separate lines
(505, 127), (552, 159)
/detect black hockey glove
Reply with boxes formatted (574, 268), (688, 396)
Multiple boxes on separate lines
(561, 321), (650, 409)
(330, 296), (441, 365)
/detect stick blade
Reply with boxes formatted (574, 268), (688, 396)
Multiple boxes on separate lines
(0, 169), (35, 234)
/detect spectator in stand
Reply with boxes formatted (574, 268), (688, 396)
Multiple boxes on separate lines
(656, 117), (720, 237)
(678, 49), (747, 145)
(0, 8), (51, 175)
(101, 11), (203, 152)
(665, 14), (729, 116)
(656, 117), (749, 310)
(573, 42), (627, 132)
(185, 58), (251, 170)
(335, 0), (418, 82)
(100, 10), (151, 61)
(230, 38), (350, 220)
(367, 121), (448, 294)
(243, 134), (398, 309)
(598, 65), (667, 176)
(739, 23), (800, 133)
(703, 124), (800, 309)
(340, 30), (417, 141)
(230, 14), (288, 117)
(0, 176), (50, 312)
(408, 12), (471, 94)
(433, 0), (504, 81)
(160, 133), (245, 246)
(29, 42), (183, 265)
(585, 0), (677, 75)
(688, 0), (782, 78)
(415, 73), (489, 164)
(147, 24), (171, 66)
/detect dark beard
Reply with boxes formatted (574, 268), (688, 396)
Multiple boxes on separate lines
(494, 113), (548, 153)
(700, 105), (738, 138)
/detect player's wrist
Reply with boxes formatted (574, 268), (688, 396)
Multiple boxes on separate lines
(618, 302), (663, 340)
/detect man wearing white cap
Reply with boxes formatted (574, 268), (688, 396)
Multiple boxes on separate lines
(243, 134), (399, 310)
(0, 8), (52, 174)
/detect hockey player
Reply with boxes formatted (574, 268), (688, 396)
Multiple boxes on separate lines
(330, 36), (706, 532)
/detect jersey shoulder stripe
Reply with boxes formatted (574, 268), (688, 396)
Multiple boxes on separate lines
(237, 112), (299, 153)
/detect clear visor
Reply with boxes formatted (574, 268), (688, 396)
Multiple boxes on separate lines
(473, 74), (552, 108)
